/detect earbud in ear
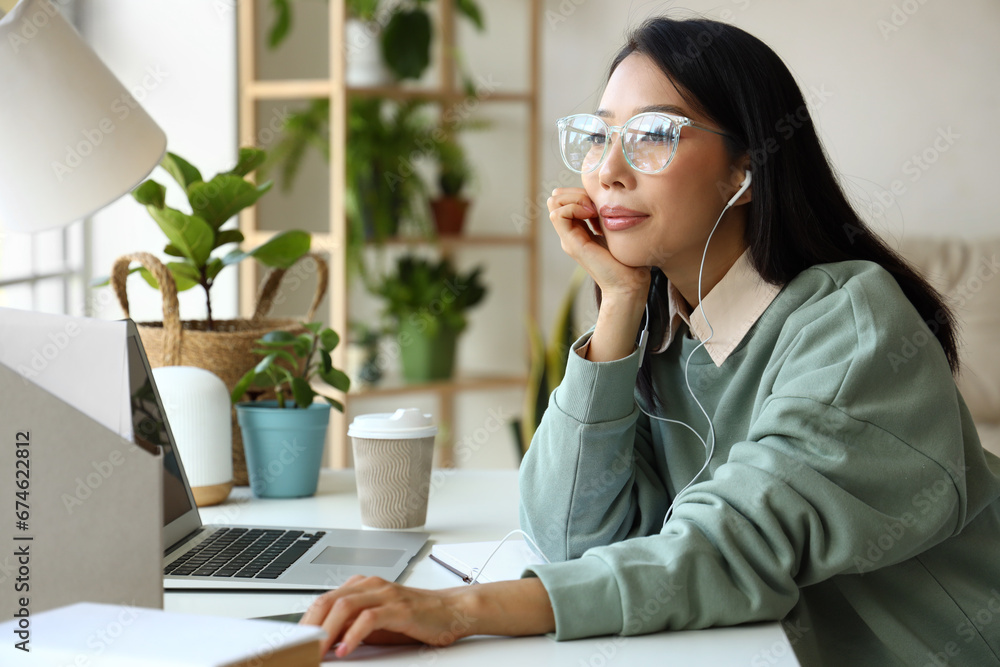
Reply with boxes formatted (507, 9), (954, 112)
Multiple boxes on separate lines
(726, 170), (752, 208)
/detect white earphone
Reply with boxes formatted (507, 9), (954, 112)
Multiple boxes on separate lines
(635, 169), (751, 527)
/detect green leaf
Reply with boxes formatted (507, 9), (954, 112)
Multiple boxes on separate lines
(303, 322), (323, 335)
(230, 368), (257, 404)
(215, 229), (245, 247)
(455, 0), (485, 31)
(267, 0), (292, 49)
(292, 334), (312, 359)
(252, 348), (298, 366)
(291, 377), (316, 408)
(221, 248), (248, 267)
(259, 330), (297, 344)
(229, 147), (269, 177)
(161, 153), (203, 190)
(319, 367), (351, 392)
(132, 180), (166, 208)
(546, 267), (586, 392)
(382, 9), (432, 80)
(164, 244), (186, 258)
(320, 349), (333, 374)
(255, 352), (279, 374)
(320, 394), (345, 412)
(166, 262), (201, 292)
(319, 329), (339, 351)
(204, 258), (224, 282)
(247, 230), (310, 269)
(146, 206), (214, 267)
(187, 174), (272, 230)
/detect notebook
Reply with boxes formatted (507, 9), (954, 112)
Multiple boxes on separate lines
(122, 320), (428, 592)
(429, 539), (547, 584)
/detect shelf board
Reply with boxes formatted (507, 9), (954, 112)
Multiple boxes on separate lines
(347, 86), (534, 104)
(245, 79), (333, 99)
(242, 229), (342, 251)
(244, 80), (534, 104)
(373, 235), (532, 248)
(350, 374), (528, 398)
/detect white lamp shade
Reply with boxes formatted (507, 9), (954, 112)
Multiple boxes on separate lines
(0, 0), (167, 233)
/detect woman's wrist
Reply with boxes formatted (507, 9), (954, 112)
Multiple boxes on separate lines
(587, 295), (647, 363)
(454, 578), (555, 638)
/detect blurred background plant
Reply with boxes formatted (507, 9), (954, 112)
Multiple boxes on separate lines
(267, 0), (484, 82)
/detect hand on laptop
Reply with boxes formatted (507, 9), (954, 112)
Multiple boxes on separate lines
(299, 575), (555, 657)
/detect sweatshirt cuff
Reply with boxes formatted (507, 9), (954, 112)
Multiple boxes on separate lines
(523, 556), (624, 641)
(554, 331), (642, 424)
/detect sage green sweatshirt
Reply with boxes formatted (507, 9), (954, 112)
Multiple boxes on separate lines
(519, 261), (1000, 666)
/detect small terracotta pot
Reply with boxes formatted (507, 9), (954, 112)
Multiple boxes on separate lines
(431, 197), (470, 236)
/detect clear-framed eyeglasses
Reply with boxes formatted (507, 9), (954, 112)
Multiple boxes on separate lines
(556, 112), (731, 175)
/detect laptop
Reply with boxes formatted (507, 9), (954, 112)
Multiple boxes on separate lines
(122, 321), (429, 592)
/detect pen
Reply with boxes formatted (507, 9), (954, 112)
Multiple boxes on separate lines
(428, 553), (477, 584)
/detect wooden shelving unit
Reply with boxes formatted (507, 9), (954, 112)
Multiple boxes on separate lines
(237, 0), (541, 468)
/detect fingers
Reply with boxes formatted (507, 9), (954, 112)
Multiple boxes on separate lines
(300, 575), (382, 656)
(336, 604), (406, 658)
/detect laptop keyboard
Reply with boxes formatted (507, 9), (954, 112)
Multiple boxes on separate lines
(164, 528), (326, 580)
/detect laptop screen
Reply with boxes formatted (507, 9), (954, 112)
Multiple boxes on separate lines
(124, 325), (203, 547)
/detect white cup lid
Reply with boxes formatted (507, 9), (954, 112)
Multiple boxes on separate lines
(348, 408), (438, 439)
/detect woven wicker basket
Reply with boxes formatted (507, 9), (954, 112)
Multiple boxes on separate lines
(111, 251), (328, 486)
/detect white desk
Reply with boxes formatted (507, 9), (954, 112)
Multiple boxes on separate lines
(165, 469), (800, 666)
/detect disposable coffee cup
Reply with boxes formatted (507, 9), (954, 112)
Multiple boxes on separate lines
(348, 408), (438, 530)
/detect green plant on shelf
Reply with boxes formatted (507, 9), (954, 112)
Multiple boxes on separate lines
(372, 254), (487, 382)
(267, 0), (485, 82)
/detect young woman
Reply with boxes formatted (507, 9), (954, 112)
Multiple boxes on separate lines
(301, 17), (1000, 665)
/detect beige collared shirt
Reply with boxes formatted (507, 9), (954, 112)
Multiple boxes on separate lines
(655, 250), (783, 366)
(579, 250), (783, 367)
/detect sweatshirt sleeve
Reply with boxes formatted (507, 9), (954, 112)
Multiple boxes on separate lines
(518, 331), (671, 562)
(522, 265), (974, 641)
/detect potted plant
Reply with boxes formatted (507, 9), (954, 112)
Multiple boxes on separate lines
(267, 0), (485, 83)
(103, 147), (311, 329)
(347, 320), (384, 388)
(430, 136), (472, 236)
(513, 267), (586, 460)
(373, 254), (487, 383)
(99, 147), (325, 487)
(231, 322), (351, 498)
(261, 97), (439, 279)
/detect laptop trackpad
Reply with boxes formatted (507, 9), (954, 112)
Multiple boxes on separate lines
(311, 546), (405, 568)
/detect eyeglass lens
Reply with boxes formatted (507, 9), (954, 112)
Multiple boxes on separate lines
(560, 114), (678, 174)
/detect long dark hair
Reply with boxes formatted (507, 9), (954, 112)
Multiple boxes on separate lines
(602, 17), (960, 406)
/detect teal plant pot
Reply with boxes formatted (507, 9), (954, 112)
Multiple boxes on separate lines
(235, 401), (331, 498)
(398, 320), (460, 383)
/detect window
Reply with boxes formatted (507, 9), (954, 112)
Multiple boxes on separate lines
(0, 222), (87, 315)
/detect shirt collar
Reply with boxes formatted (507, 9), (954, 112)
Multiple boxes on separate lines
(652, 250), (782, 366)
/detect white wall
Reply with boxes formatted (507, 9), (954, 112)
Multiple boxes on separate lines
(80, 0), (237, 323)
(538, 0), (1000, 333)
